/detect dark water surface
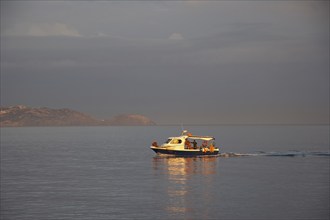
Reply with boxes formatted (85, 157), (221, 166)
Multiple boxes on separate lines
(1, 126), (329, 220)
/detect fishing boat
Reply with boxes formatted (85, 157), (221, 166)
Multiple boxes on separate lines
(150, 130), (220, 156)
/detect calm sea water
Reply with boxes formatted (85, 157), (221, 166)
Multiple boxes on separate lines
(1, 126), (329, 220)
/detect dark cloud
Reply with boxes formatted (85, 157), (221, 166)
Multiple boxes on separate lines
(1, 1), (329, 124)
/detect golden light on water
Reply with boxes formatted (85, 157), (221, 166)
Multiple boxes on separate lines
(153, 156), (218, 218)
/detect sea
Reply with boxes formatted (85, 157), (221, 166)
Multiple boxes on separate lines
(1, 125), (329, 220)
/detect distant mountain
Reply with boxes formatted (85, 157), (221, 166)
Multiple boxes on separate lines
(0, 105), (156, 127)
(0, 105), (100, 127)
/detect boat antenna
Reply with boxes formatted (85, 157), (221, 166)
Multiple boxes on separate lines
(181, 123), (188, 135)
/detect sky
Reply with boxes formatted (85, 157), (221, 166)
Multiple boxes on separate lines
(1, 1), (329, 124)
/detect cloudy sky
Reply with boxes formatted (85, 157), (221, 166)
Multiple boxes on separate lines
(1, 1), (329, 124)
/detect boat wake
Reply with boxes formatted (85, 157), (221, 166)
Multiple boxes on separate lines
(219, 151), (330, 158)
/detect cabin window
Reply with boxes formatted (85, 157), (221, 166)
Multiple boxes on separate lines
(165, 139), (172, 144)
(170, 139), (182, 144)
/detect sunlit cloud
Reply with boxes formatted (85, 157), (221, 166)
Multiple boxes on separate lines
(4, 22), (82, 37)
(96, 32), (107, 37)
(169, 33), (184, 40)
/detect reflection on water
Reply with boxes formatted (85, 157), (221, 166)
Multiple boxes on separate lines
(152, 156), (217, 219)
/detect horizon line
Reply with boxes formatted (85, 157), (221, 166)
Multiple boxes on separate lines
(156, 123), (330, 126)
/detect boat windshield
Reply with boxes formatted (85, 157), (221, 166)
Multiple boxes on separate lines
(164, 138), (172, 144)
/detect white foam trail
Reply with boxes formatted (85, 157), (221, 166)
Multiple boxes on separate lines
(219, 151), (330, 158)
